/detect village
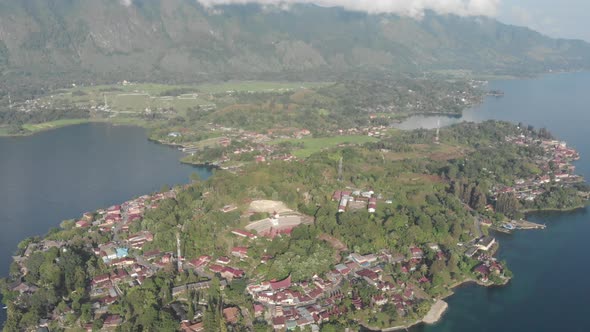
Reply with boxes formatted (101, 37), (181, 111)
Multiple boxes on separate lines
(164, 123), (389, 168)
(4, 179), (513, 332)
(4, 126), (585, 332)
(490, 135), (582, 203)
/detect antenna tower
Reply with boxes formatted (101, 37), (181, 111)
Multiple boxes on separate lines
(435, 120), (440, 144)
(338, 157), (343, 181)
(176, 231), (182, 273)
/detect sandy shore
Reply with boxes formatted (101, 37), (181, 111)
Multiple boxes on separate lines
(422, 300), (449, 324)
(377, 300), (449, 331)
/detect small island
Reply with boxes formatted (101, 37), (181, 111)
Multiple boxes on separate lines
(2, 120), (587, 332)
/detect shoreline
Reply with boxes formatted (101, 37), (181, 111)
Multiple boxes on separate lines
(146, 138), (223, 169)
(379, 300), (448, 332)
(180, 159), (221, 169)
(522, 204), (588, 214)
(0, 118), (156, 138)
(370, 276), (511, 331)
(422, 300), (449, 325)
(0, 118), (99, 137)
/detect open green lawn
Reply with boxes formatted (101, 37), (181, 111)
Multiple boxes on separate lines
(272, 135), (379, 158)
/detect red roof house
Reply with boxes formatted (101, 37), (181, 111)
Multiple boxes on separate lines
(270, 275), (292, 291)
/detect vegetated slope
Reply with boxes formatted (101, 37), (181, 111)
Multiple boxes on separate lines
(0, 0), (589, 86)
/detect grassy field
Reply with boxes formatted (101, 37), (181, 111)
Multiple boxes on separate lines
(22, 119), (96, 133)
(42, 81), (328, 115)
(272, 135), (379, 158)
(197, 81), (328, 94)
(381, 143), (468, 161)
(0, 126), (11, 136)
(18, 117), (156, 135)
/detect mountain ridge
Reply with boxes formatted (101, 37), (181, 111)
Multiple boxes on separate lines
(1, 0), (590, 85)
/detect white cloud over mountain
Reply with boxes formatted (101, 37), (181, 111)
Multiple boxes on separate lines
(196, 0), (500, 17)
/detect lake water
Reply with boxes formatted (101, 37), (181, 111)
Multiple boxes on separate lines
(406, 72), (590, 332)
(0, 124), (211, 325)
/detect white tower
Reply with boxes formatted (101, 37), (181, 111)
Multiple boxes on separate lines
(176, 231), (182, 273)
(435, 120), (440, 144)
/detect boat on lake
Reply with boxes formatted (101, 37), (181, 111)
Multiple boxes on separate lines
(488, 89), (505, 97)
(503, 223), (516, 230)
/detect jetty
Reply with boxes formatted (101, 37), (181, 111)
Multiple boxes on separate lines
(512, 219), (546, 230)
(489, 220), (545, 233)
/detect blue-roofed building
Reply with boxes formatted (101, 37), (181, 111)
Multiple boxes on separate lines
(116, 247), (129, 258)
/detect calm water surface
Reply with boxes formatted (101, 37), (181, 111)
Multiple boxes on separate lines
(407, 72), (590, 332)
(0, 124), (211, 325)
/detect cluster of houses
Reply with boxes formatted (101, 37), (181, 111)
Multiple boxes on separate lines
(170, 122), (392, 168)
(13, 190), (182, 331)
(492, 136), (583, 202)
(332, 190), (384, 214)
(472, 250), (505, 283)
(75, 191), (175, 233)
(222, 130), (301, 164)
(332, 125), (389, 138)
(82, 190), (185, 325)
(170, 125), (310, 167)
(244, 247), (449, 331)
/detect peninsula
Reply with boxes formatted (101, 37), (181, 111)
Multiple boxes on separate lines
(2, 120), (587, 332)
(3, 2), (590, 331)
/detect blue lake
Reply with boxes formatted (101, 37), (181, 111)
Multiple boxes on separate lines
(405, 72), (590, 332)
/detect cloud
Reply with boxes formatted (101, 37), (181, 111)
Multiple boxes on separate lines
(509, 5), (533, 27)
(197, 0), (501, 17)
(120, 0), (133, 6)
(505, 5), (563, 37)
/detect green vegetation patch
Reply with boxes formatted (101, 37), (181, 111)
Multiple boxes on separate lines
(0, 126), (11, 136)
(271, 135), (379, 158)
(196, 81), (329, 94)
(22, 119), (96, 133)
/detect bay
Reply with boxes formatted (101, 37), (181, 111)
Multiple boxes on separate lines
(0, 123), (212, 325)
(404, 71), (590, 332)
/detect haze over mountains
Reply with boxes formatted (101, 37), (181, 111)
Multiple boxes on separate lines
(1, 0), (590, 85)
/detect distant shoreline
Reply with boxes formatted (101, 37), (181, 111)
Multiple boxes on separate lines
(0, 118), (153, 138)
(523, 205), (588, 214)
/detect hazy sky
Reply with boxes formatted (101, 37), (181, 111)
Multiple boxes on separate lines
(498, 0), (590, 41)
